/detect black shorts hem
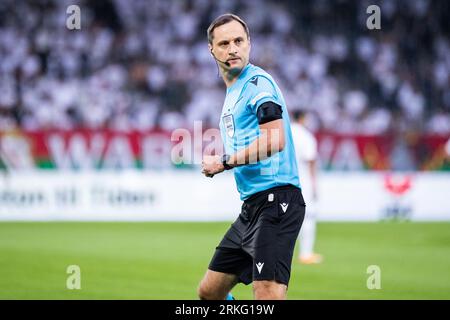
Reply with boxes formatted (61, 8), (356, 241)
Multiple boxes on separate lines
(207, 266), (253, 285)
(207, 265), (237, 276)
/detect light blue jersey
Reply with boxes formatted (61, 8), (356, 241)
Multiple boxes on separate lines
(219, 63), (300, 200)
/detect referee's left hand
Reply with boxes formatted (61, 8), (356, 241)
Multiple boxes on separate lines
(201, 155), (224, 178)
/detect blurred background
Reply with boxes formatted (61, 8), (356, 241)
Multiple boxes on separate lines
(0, 0), (449, 299)
(0, 0), (448, 220)
(0, 0), (449, 135)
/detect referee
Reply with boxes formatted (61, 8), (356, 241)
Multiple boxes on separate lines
(199, 14), (306, 300)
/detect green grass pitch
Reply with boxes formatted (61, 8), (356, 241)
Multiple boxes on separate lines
(0, 222), (449, 299)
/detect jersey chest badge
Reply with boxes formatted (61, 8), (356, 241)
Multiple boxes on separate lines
(222, 114), (235, 138)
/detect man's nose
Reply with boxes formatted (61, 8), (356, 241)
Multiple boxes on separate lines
(229, 42), (238, 55)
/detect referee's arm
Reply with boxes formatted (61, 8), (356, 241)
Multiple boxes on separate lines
(229, 102), (285, 167)
(201, 102), (285, 176)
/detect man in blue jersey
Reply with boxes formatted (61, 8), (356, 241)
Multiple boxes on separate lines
(198, 14), (306, 300)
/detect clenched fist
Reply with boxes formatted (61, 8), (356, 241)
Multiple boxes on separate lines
(201, 155), (224, 178)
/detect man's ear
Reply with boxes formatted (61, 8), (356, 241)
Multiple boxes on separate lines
(208, 44), (213, 55)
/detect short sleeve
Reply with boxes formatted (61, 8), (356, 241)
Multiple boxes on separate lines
(246, 76), (280, 114)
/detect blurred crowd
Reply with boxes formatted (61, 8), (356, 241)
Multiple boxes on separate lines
(0, 0), (449, 135)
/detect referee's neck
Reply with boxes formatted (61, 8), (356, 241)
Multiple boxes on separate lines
(222, 64), (247, 88)
(223, 74), (239, 88)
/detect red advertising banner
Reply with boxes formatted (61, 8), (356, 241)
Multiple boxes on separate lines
(0, 129), (448, 171)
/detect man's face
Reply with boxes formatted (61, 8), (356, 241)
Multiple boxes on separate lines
(209, 20), (251, 72)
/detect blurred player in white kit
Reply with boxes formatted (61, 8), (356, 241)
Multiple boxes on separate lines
(291, 110), (323, 264)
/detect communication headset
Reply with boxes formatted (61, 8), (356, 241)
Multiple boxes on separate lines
(210, 48), (230, 67)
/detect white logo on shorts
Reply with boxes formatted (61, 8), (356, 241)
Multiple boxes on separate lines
(256, 262), (264, 274)
(280, 203), (289, 213)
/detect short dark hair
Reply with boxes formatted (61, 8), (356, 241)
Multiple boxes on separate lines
(207, 13), (250, 45)
(293, 110), (307, 121)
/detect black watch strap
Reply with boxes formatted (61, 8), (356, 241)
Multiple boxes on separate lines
(222, 154), (233, 170)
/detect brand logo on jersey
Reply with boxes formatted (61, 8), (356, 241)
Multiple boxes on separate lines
(249, 77), (258, 86)
(280, 203), (289, 213)
(223, 114), (235, 138)
(256, 262), (264, 274)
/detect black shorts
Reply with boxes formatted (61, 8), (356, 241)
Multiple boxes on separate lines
(208, 184), (306, 286)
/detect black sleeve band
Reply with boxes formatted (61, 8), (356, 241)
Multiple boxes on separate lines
(256, 101), (283, 124)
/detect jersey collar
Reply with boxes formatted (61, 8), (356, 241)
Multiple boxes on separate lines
(226, 63), (252, 93)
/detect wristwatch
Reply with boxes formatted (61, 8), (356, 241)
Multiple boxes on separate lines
(221, 154), (233, 170)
